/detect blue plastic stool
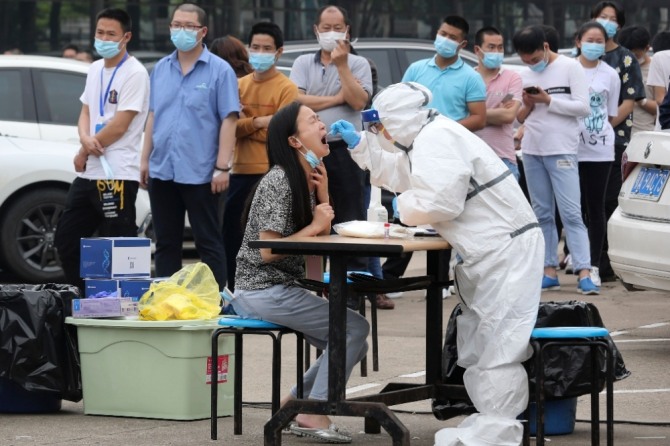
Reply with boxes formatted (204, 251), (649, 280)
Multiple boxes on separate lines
(210, 315), (304, 439)
(523, 327), (615, 446)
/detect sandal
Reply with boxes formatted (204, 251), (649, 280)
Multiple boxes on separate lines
(289, 423), (352, 444)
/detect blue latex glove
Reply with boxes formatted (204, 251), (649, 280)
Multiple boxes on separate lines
(392, 196), (400, 220)
(329, 119), (361, 149)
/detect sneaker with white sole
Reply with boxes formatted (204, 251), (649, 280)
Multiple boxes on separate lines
(590, 267), (602, 287)
(542, 275), (560, 291)
(386, 291), (403, 299)
(578, 276), (600, 295)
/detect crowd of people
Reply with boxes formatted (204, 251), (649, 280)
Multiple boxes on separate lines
(29, 0), (670, 444)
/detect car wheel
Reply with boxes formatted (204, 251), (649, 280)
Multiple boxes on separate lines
(620, 279), (642, 292)
(0, 188), (68, 283)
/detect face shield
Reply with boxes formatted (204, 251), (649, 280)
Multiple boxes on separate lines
(361, 108), (413, 154)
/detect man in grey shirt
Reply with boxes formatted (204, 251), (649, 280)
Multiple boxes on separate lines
(290, 4), (373, 273)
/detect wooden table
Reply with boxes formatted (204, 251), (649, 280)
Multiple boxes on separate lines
(249, 235), (467, 446)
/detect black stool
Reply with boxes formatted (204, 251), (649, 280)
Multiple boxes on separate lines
(210, 316), (303, 439)
(523, 326), (615, 446)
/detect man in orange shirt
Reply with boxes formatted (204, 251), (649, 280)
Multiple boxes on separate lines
(222, 21), (298, 290)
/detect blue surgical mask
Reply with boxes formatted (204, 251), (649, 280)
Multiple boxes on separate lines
(434, 35), (460, 59)
(529, 49), (549, 72)
(94, 38), (123, 59)
(481, 52), (504, 69)
(581, 42), (606, 61)
(596, 19), (618, 39)
(171, 28), (199, 52)
(249, 51), (276, 73)
(295, 138), (321, 169)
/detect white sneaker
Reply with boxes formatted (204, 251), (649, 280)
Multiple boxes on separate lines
(442, 286), (455, 299)
(590, 267), (602, 287)
(386, 291), (403, 299)
(565, 254), (573, 274)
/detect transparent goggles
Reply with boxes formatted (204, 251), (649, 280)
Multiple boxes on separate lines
(361, 108), (382, 133)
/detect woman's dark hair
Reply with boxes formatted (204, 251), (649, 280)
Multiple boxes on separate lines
(513, 25), (547, 55)
(651, 31), (670, 53)
(242, 102), (313, 231)
(590, 1), (625, 28)
(617, 26), (651, 52)
(574, 21), (608, 57)
(209, 35), (252, 78)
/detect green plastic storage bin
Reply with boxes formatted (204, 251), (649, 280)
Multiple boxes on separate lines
(66, 317), (234, 420)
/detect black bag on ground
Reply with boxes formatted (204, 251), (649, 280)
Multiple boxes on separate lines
(432, 300), (630, 420)
(0, 284), (82, 402)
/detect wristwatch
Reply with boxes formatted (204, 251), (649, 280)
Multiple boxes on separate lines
(215, 162), (232, 173)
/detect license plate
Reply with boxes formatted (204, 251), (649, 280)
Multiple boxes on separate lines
(630, 167), (670, 201)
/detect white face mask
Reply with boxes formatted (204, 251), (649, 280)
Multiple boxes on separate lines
(318, 31), (347, 52)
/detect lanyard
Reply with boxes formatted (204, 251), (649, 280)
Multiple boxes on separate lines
(99, 52), (129, 117)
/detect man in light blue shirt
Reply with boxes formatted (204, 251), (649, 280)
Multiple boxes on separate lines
(384, 15), (487, 291)
(402, 15), (487, 129)
(141, 3), (239, 289)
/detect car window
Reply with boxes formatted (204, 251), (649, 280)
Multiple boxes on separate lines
(0, 69), (26, 121)
(403, 49), (436, 67)
(34, 70), (85, 126)
(355, 49), (394, 88)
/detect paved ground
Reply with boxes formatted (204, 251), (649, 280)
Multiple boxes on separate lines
(2, 251), (670, 445)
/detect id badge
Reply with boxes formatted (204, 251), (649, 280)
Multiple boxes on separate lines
(95, 122), (106, 134)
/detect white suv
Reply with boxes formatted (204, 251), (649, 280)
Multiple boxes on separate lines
(0, 55), (151, 282)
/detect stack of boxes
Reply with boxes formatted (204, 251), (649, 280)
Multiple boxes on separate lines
(72, 237), (153, 318)
(66, 236), (235, 419)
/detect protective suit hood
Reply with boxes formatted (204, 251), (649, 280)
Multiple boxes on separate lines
(371, 82), (434, 153)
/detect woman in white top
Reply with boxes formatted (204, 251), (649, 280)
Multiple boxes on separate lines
(575, 21), (621, 287)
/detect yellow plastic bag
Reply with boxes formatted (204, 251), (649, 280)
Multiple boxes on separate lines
(138, 262), (222, 321)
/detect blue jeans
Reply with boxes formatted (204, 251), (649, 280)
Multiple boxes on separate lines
(522, 154), (591, 272)
(502, 157), (520, 182)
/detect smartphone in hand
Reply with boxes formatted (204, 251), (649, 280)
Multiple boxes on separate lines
(524, 86), (540, 95)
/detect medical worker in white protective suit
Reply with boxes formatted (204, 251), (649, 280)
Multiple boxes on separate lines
(330, 82), (544, 446)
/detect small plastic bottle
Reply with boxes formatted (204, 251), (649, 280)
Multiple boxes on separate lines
(384, 222), (390, 239)
(367, 186), (389, 224)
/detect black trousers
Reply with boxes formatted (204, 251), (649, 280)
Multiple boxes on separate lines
(222, 173), (263, 291)
(579, 161), (612, 268)
(55, 177), (138, 291)
(324, 139), (368, 271)
(148, 178), (226, 289)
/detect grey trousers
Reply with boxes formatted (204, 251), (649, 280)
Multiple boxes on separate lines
(231, 284), (369, 400)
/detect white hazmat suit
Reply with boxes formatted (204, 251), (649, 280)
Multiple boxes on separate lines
(338, 82), (545, 445)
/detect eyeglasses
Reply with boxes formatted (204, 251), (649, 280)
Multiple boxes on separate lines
(169, 23), (204, 32)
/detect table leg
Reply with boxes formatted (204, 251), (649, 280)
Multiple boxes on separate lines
(328, 254), (348, 402)
(425, 250), (444, 384)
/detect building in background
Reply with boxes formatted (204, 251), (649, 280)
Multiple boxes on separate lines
(0, 0), (668, 55)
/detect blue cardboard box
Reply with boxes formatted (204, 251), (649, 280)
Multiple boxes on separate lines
(80, 237), (151, 279)
(119, 278), (154, 300)
(84, 279), (121, 298)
